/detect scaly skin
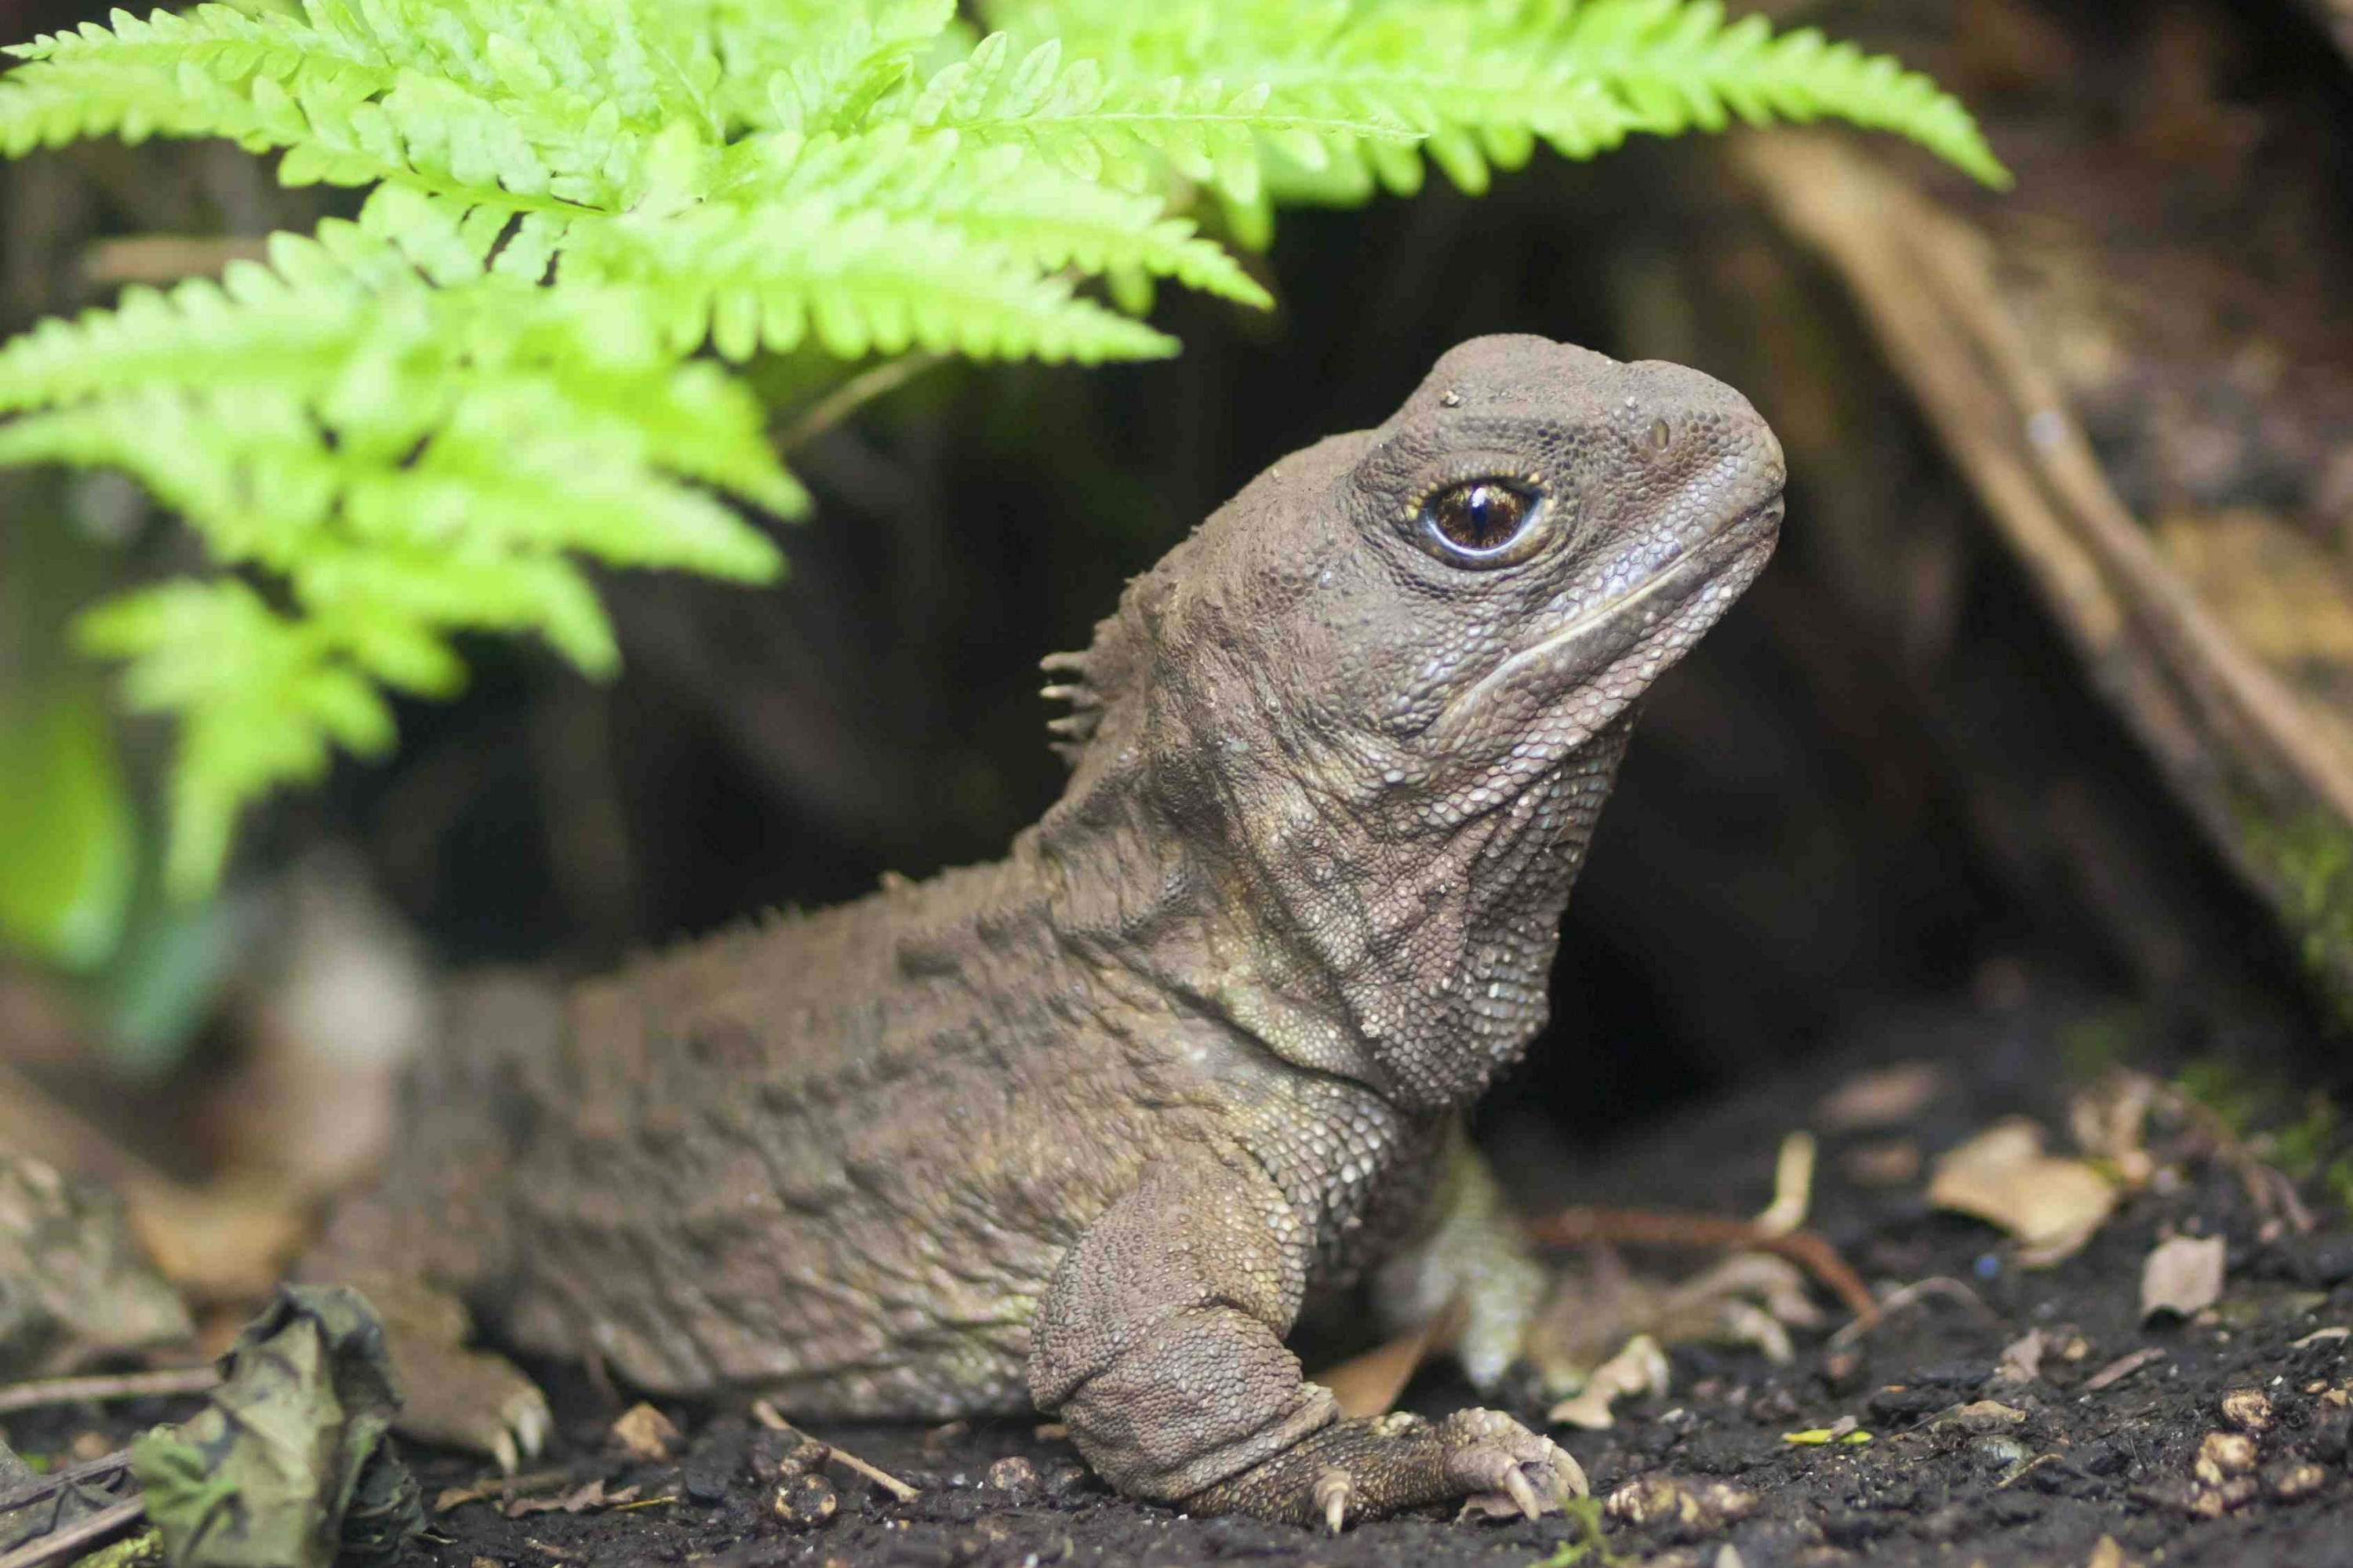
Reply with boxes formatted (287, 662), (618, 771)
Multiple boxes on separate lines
(304, 336), (1784, 1526)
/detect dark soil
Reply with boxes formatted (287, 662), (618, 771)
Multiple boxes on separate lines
(13, 983), (2349, 1568)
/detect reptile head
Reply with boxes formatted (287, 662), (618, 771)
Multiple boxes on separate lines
(1043, 336), (1781, 1106)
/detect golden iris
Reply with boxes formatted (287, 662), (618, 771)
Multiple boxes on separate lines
(1421, 480), (1539, 561)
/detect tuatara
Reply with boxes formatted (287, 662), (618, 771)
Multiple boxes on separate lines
(304, 335), (1784, 1528)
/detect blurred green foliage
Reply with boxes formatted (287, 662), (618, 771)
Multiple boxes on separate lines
(0, 683), (133, 967)
(0, 0), (2006, 905)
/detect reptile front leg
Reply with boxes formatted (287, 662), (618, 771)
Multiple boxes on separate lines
(1029, 1150), (1581, 1528)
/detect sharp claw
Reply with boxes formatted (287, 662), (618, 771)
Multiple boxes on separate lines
(1504, 1467), (1544, 1520)
(515, 1400), (548, 1461)
(492, 1429), (521, 1476)
(1547, 1442), (1589, 1504)
(1314, 1469), (1352, 1534)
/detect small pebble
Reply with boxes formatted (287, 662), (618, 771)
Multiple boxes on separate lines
(773, 1472), (838, 1527)
(2264, 1460), (2329, 1503)
(2219, 1388), (2275, 1434)
(746, 1428), (792, 1479)
(1940, 1400), (2026, 1434)
(987, 1456), (1038, 1496)
(2195, 1432), (2257, 1485)
(2197, 1475), (2259, 1515)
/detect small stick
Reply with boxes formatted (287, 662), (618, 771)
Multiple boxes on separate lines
(1753, 1132), (1819, 1238)
(1827, 1275), (1995, 1352)
(0, 1366), (220, 1417)
(0, 1452), (132, 1516)
(2081, 1347), (2167, 1393)
(0, 1498), (146, 1568)
(749, 1401), (918, 1503)
(2152, 1084), (2316, 1236)
(776, 353), (947, 453)
(81, 235), (271, 286)
(1524, 1206), (1881, 1327)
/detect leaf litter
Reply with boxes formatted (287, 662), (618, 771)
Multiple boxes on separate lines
(3, 1012), (2348, 1567)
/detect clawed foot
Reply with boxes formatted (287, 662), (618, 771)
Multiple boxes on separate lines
(386, 1330), (552, 1473)
(1192, 1407), (1585, 1531)
(1442, 1410), (1583, 1526)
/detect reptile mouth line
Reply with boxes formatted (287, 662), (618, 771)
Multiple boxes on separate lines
(1430, 494), (1784, 736)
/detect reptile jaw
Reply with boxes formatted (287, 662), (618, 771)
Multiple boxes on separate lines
(1423, 497), (1782, 745)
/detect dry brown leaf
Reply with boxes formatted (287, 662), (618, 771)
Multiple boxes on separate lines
(1316, 1330), (1435, 1421)
(2068, 1071), (2159, 1188)
(1841, 1141), (1923, 1188)
(505, 1480), (638, 1518)
(1546, 1333), (1669, 1430)
(2140, 1234), (2228, 1321)
(1311, 1296), (1463, 1421)
(125, 1173), (311, 1305)
(1816, 1062), (1948, 1132)
(608, 1402), (680, 1462)
(1994, 1328), (2046, 1387)
(1928, 1119), (2117, 1263)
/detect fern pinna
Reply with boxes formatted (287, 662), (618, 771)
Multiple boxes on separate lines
(0, 0), (2006, 897)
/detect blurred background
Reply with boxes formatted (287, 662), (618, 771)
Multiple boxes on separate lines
(2, 0), (2351, 1308)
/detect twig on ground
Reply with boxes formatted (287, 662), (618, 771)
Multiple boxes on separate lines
(0, 1498), (146, 1568)
(0, 1453), (132, 1518)
(2081, 1347), (2168, 1393)
(2152, 1082), (2317, 1236)
(434, 1470), (572, 1514)
(749, 1401), (918, 1503)
(0, 1366), (220, 1417)
(1523, 1206), (1879, 1328)
(1827, 1276), (1996, 1352)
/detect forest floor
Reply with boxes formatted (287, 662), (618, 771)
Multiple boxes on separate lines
(12, 980), (2350, 1568)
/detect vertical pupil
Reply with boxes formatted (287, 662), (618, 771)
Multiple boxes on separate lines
(1425, 481), (1532, 558)
(1470, 486), (1504, 544)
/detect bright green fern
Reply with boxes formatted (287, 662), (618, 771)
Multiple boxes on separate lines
(0, 0), (2006, 900)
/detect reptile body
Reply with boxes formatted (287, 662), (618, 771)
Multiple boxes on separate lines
(306, 335), (1784, 1526)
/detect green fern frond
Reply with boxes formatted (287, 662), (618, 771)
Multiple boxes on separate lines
(722, 122), (1272, 311)
(0, 220), (796, 894)
(736, 0), (957, 133)
(905, 31), (1417, 206)
(74, 577), (398, 898)
(565, 127), (1184, 363)
(1, 1), (717, 205)
(991, 0), (2009, 200)
(1549, 0), (2010, 187)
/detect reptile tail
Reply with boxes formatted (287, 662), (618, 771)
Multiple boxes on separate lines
(296, 970), (562, 1322)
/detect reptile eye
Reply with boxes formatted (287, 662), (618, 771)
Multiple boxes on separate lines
(1417, 479), (1543, 566)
